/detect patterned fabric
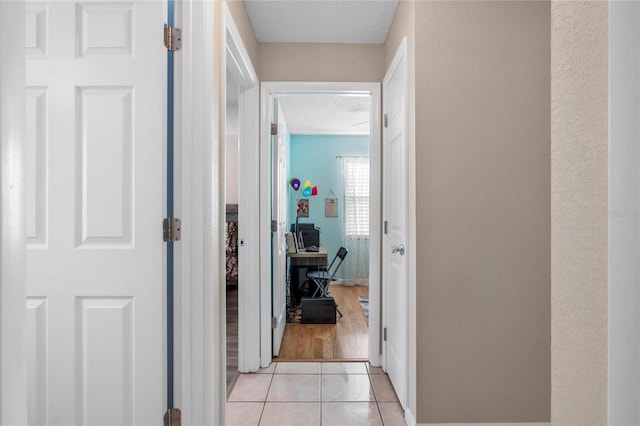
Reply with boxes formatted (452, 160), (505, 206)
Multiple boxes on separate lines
(226, 220), (238, 282)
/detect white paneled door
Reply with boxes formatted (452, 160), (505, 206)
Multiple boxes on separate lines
(271, 99), (288, 356)
(25, 2), (166, 425)
(382, 38), (408, 409)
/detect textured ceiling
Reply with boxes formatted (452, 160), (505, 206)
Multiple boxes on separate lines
(239, 1), (388, 134)
(244, 0), (399, 44)
(278, 95), (370, 135)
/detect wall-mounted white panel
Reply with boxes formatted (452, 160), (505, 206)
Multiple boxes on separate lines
(75, 297), (134, 426)
(26, 3), (48, 58)
(26, 297), (48, 425)
(75, 87), (133, 248)
(25, 87), (48, 248)
(609, 2), (640, 424)
(76, 2), (133, 57)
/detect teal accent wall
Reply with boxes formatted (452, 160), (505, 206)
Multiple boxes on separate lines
(288, 135), (369, 259)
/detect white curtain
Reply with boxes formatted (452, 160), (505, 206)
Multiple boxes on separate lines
(341, 157), (370, 284)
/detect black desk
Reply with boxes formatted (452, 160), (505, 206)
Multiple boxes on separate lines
(287, 244), (328, 305)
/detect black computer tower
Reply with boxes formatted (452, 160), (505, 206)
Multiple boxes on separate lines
(289, 266), (309, 305)
(300, 297), (336, 324)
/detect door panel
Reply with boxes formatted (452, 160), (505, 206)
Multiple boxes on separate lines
(25, 87), (48, 248)
(383, 40), (408, 409)
(25, 2), (166, 424)
(272, 99), (288, 356)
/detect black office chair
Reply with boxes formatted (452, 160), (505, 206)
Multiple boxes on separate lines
(306, 247), (348, 318)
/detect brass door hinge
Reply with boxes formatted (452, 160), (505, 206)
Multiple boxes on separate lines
(164, 408), (181, 426)
(164, 24), (182, 52)
(163, 218), (182, 242)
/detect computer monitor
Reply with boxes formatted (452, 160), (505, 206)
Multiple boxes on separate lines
(290, 223), (320, 248)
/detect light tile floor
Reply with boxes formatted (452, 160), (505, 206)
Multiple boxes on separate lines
(226, 362), (405, 426)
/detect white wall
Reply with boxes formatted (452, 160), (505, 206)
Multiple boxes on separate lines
(609, 2), (640, 424)
(226, 70), (239, 205)
(225, 134), (239, 205)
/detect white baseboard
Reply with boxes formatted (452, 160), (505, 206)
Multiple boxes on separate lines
(405, 407), (416, 426)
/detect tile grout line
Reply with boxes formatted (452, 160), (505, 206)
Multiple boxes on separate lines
(319, 361), (323, 426)
(257, 366), (276, 426)
(368, 365), (386, 425)
(234, 361), (395, 425)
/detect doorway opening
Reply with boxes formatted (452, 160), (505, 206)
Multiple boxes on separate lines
(222, 3), (261, 402)
(258, 82), (382, 368)
(274, 95), (372, 360)
(225, 69), (241, 394)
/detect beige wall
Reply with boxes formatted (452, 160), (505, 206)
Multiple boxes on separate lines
(257, 43), (385, 82)
(384, 0), (414, 70)
(414, 1), (551, 422)
(227, 1), (385, 82)
(550, 2), (608, 424)
(223, 2), (610, 423)
(226, 0), (259, 71)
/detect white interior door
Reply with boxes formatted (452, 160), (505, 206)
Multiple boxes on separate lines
(383, 39), (408, 409)
(271, 99), (288, 356)
(25, 2), (166, 424)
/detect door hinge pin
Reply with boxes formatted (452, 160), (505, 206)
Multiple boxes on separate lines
(271, 316), (278, 329)
(164, 408), (181, 426)
(271, 220), (278, 232)
(271, 123), (278, 136)
(384, 113), (388, 128)
(383, 327), (387, 341)
(384, 220), (388, 235)
(163, 218), (182, 242)
(164, 24), (182, 52)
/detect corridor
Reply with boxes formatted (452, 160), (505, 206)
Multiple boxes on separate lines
(226, 362), (405, 425)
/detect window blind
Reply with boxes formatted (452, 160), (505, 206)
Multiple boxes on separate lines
(341, 157), (370, 238)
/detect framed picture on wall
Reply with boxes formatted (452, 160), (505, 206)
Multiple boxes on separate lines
(325, 197), (338, 217)
(297, 198), (309, 218)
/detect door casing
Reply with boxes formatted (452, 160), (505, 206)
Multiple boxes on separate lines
(225, 3), (261, 373)
(258, 82), (382, 367)
(173, 1), (220, 425)
(174, 4), (260, 425)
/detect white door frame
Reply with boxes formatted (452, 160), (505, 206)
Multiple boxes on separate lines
(224, 4), (261, 373)
(259, 82), (382, 367)
(608, 2), (640, 424)
(0, 0), (227, 424)
(174, 1), (260, 424)
(173, 0), (220, 425)
(0, 1), (27, 424)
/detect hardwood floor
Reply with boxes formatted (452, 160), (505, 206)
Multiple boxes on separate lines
(274, 284), (369, 361)
(226, 283), (239, 396)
